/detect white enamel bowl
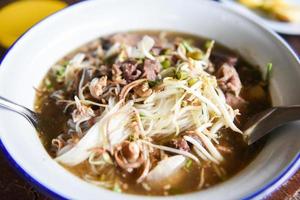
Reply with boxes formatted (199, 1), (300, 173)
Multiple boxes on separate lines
(0, 0), (299, 199)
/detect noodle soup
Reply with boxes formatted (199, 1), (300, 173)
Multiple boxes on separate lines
(35, 31), (271, 195)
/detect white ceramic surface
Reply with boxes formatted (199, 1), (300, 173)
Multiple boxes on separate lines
(0, 0), (299, 199)
(221, 0), (300, 35)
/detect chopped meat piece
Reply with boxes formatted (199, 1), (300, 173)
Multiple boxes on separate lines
(207, 61), (215, 74)
(142, 59), (161, 81)
(119, 60), (142, 82)
(109, 33), (164, 48)
(151, 47), (163, 56)
(119, 79), (147, 100)
(211, 52), (238, 68)
(98, 65), (110, 77)
(225, 93), (248, 112)
(72, 97), (95, 123)
(85, 68), (96, 81)
(85, 68), (103, 82)
(100, 38), (112, 50)
(112, 64), (126, 84)
(170, 138), (190, 152)
(82, 40), (104, 66)
(85, 54), (102, 67)
(171, 54), (180, 65)
(109, 33), (142, 46)
(89, 76), (107, 99)
(134, 82), (152, 97)
(67, 69), (81, 92)
(217, 63), (242, 96)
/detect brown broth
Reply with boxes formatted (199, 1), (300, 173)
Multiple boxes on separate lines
(35, 31), (271, 196)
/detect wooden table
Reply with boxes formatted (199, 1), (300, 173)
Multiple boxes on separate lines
(0, 1), (299, 199)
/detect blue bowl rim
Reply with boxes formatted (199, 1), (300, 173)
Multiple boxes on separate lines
(0, 0), (299, 199)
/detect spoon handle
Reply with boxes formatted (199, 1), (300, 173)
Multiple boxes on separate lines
(244, 105), (300, 145)
(275, 106), (300, 121)
(0, 96), (38, 126)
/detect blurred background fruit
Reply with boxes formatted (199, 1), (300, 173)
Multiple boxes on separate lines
(0, 0), (67, 48)
(238, 0), (300, 23)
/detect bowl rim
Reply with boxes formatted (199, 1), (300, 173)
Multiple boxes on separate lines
(0, 0), (299, 199)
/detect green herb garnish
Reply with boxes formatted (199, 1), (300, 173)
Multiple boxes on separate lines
(161, 59), (171, 69)
(113, 183), (122, 193)
(148, 80), (159, 87)
(100, 174), (106, 181)
(55, 65), (66, 82)
(184, 159), (193, 170)
(181, 101), (187, 107)
(204, 40), (213, 50)
(265, 62), (273, 82)
(182, 40), (194, 52)
(162, 48), (172, 55)
(45, 78), (53, 90)
(128, 134), (135, 142)
(62, 61), (69, 67)
(188, 78), (198, 86)
(187, 50), (202, 60)
(176, 71), (188, 80)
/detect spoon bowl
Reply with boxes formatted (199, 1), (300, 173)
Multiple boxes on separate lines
(244, 105), (300, 145)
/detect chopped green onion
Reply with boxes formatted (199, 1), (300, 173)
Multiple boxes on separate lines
(187, 50), (202, 60)
(56, 67), (65, 76)
(185, 159), (193, 169)
(176, 71), (188, 80)
(162, 48), (172, 55)
(55, 65), (66, 82)
(182, 40), (194, 52)
(161, 59), (171, 69)
(204, 40), (213, 49)
(160, 67), (176, 78)
(45, 78), (53, 90)
(128, 135), (135, 142)
(113, 183), (122, 193)
(188, 78), (198, 86)
(266, 63), (273, 81)
(62, 61), (69, 67)
(148, 80), (159, 87)
(100, 174), (106, 181)
(181, 101), (187, 107)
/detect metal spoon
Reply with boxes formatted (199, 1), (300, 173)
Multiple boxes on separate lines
(243, 105), (300, 145)
(0, 96), (49, 133)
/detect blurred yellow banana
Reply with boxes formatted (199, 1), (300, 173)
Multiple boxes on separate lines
(0, 0), (67, 48)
